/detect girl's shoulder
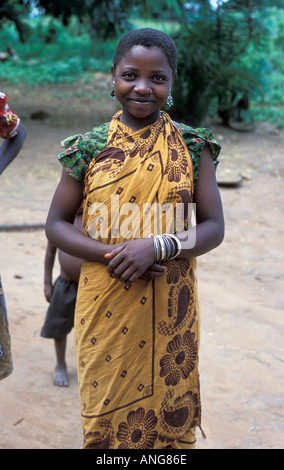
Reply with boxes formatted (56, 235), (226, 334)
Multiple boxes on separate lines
(176, 121), (217, 142)
(58, 122), (110, 180)
(175, 121), (221, 186)
(176, 121), (221, 159)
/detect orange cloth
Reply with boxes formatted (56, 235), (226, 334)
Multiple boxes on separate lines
(75, 111), (202, 449)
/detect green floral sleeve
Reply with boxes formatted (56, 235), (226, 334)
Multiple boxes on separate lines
(57, 122), (109, 180)
(178, 124), (221, 186)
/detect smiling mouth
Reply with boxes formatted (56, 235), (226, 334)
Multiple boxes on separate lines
(129, 98), (152, 103)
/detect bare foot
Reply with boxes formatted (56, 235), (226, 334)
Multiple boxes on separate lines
(53, 363), (69, 387)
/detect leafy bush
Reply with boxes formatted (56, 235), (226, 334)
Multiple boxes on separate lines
(0, 7), (283, 127)
(171, 4), (283, 127)
(0, 16), (115, 84)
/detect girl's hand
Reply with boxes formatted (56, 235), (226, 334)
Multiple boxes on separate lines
(44, 283), (53, 302)
(105, 246), (166, 281)
(104, 243), (127, 260)
(139, 262), (167, 280)
(105, 238), (155, 283)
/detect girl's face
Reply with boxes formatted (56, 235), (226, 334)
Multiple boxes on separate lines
(112, 45), (176, 131)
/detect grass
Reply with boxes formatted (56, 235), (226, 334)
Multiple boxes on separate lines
(0, 16), (116, 85)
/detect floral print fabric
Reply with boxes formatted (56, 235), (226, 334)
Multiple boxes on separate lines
(0, 91), (20, 139)
(57, 111), (221, 449)
(58, 118), (220, 186)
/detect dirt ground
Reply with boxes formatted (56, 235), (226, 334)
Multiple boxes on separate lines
(0, 80), (283, 449)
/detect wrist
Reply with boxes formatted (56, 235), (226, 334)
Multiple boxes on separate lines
(152, 234), (181, 262)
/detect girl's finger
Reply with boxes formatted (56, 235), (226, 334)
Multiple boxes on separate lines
(107, 250), (127, 275)
(149, 263), (167, 273)
(111, 259), (131, 279)
(146, 269), (165, 277)
(104, 244), (125, 260)
(119, 266), (137, 283)
(104, 251), (116, 260)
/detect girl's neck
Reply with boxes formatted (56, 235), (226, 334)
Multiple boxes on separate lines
(119, 109), (161, 132)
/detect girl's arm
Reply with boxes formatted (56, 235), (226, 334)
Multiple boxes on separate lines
(178, 144), (225, 257)
(44, 241), (57, 302)
(106, 145), (224, 282)
(45, 169), (111, 264)
(46, 170), (166, 280)
(0, 123), (26, 175)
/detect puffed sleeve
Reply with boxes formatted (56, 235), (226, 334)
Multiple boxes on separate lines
(178, 123), (221, 186)
(0, 91), (20, 139)
(57, 123), (109, 180)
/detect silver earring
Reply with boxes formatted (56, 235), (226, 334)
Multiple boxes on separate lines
(166, 90), (173, 107)
(111, 81), (115, 100)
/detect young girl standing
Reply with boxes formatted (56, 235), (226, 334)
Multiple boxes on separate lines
(46, 28), (224, 449)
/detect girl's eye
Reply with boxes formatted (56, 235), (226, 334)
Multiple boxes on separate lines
(153, 75), (166, 82)
(122, 72), (136, 79)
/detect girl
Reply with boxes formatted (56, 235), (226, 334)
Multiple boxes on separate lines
(46, 28), (224, 449)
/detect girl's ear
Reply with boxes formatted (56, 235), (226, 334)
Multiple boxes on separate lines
(111, 64), (115, 80)
(171, 71), (177, 87)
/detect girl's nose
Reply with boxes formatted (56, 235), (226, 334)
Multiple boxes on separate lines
(134, 79), (151, 95)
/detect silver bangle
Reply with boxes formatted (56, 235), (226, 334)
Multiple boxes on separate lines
(164, 233), (182, 259)
(153, 233), (182, 261)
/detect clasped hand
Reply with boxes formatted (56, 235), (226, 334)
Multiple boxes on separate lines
(105, 238), (166, 283)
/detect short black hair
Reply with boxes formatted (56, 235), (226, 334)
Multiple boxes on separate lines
(112, 28), (178, 74)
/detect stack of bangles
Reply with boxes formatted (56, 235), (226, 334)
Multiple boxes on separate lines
(152, 233), (182, 262)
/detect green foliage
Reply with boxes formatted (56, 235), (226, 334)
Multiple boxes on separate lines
(21, 0), (150, 40)
(247, 6), (284, 127)
(171, 1), (283, 126)
(0, 0), (30, 42)
(0, 1), (283, 127)
(0, 16), (116, 84)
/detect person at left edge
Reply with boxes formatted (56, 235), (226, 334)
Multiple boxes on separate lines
(0, 91), (26, 380)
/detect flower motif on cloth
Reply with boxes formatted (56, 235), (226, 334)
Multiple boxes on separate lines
(160, 330), (198, 386)
(117, 408), (158, 449)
